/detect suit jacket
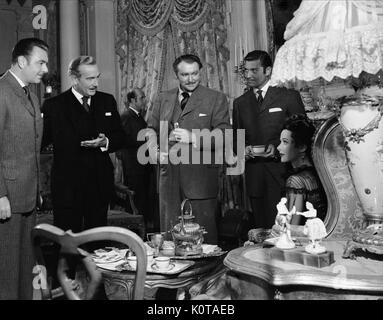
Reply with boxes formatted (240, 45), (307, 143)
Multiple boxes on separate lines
(0, 71), (43, 213)
(41, 89), (125, 207)
(148, 85), (231, 199)
(120, 108), (148, 175)
(233, 86), (306, 196)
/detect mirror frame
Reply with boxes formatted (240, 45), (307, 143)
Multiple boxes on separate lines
(311, 115), (341, 237)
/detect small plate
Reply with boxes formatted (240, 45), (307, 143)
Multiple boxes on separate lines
(92, 254), (124, 264)
(150, 262), (175, 272)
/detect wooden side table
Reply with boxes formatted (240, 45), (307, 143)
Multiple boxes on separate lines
(101, 256), (225, 300)
(224, 241), (383, 300)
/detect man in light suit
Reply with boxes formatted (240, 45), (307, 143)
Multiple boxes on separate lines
(147, 54), (231, 244)
(42, 56), (125, 233)
(233, 50), (306, 229)
(0, 38), (49, 299)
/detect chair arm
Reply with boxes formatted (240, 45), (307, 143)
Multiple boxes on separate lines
(114, 183), (139, 215)
(115, 183), (135, 196)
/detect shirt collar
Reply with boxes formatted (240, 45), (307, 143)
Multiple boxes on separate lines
(72, 87), (91, 104)
(8, 70), (27, 88)
(129, 106), (140, 116)
(254, 80), (271, 97)
(178, 86), (193, 102)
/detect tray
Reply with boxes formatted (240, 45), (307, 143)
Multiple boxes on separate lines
(163, 249), (227, 260)
(96, 259), (195, 275)
(91, 248), (128, 264)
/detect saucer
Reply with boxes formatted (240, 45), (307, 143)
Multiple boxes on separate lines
(151, 262), (175, 272)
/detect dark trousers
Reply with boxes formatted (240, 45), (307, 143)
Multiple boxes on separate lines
(125, 173), (149, 216)
(0, 210), (36, 300)
(159, 164), (219, 245)
(53, 202), (108, 233)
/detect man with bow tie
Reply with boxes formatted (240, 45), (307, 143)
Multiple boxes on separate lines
(42, 56), (125, 233)
(147, 54), (231, 244)
(232, 50), (306, 229)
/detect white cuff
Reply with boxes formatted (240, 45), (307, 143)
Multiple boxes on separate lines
(100, 137), (109, 152)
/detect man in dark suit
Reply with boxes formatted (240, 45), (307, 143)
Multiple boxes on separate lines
(233, 50), (306, 229)
(120, 88), (155, 230)
(147, 54), (231, 244)
(42, 56), (125, 232)
(0, 38), (48, 299)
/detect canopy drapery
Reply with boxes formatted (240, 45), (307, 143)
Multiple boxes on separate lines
(271, 0), (383, 88)
(126, 0), (212, 35)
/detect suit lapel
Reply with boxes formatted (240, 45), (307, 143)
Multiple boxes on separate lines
(181, 85), (203, 117)
(259, 86), (279, 113)
(161, 89), (178, 122)
(4, 71), (35, 116)
(242, 90), (260, 116)
(66, 90), (86, 134)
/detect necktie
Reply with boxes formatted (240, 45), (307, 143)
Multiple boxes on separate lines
(256, 89), (263, 104)
(180, 92), (190, 111)
(82, 96), (90, 112)
(23, 86), (35, 112)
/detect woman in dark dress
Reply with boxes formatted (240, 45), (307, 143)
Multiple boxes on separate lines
(276, 114), (327, 229)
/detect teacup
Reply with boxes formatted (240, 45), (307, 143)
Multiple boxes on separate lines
(154, 256), (170, 270)
(126, 256), (137, 269)
(252, 145), (266, 154)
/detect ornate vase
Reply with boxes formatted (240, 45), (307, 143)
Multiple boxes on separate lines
(339, 92), (383, 256)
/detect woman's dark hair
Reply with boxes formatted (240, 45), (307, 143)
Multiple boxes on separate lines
(283, 114), (316, 155)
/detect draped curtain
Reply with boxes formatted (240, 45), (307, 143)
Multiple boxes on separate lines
(116, 0), (230, 114)
(116, 0), (242, 214)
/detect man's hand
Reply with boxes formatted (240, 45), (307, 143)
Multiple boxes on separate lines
(0, 196), (11, 220)
(261, 144), (276, 158)
(80, 133), (107, 148)
(245, 145), (257, 160)
(171, 128), (196, 145)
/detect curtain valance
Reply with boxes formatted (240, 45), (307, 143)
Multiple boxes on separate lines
(125, 0), (212, 36)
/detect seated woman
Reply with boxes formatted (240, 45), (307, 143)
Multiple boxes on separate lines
(272, 114), (327, 236)
(247, 114), (327, 243)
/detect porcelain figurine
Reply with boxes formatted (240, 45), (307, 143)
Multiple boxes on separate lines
(275, 198), (296, 249)
(299, 201), (328, 254)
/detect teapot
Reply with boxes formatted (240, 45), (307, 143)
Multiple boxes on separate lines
(171, 199), (206, 256)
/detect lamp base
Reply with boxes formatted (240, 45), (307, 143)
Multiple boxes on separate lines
(342, 224), (383, 259)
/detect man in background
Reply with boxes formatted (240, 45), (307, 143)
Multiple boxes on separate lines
(120, 88), (158, 232)
(0, 38), (48, 299)
(42, 56), (125, 232)
(232, 50), (306, 229)
(147, 54), (231, 244)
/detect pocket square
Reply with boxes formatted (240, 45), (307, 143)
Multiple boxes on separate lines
(269, 108), (282, 113)
(105, 112), (112, 116)
(199, 113), (207, 117)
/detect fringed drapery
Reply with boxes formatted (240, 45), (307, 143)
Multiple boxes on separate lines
(125, 0), (212, 35)
(126, 0), (173, 36)
(171, 0), (212, 32)
(116, 0), (230, 114)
